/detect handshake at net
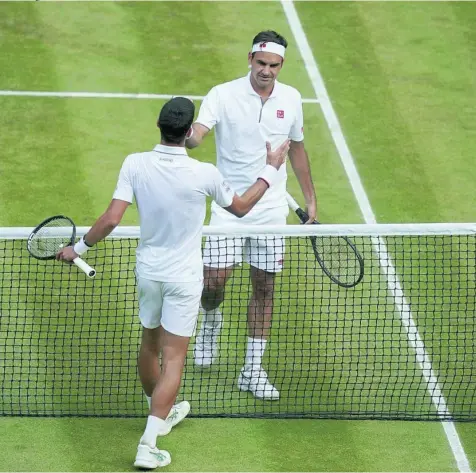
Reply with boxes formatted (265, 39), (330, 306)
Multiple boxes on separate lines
(265, 139), (290, 171)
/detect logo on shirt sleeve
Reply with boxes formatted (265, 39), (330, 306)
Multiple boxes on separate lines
(221, 180), (232, 193)
(277, 110), (284, 119)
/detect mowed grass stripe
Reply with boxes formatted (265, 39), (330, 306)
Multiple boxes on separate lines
(296, 2), (476, 223)
(0, 7), (95, 227)
(1, 3), (146, 93)
(295, 2), (442, 224)
(356, 2), (476, 223)
(0, 2), (315, 97)
(0, 417), (458, 472)
(441, 3), (476, 464)
(0, 4), (57, 91)
(0, 2), (356, 227)
(118, 1), (316, 98)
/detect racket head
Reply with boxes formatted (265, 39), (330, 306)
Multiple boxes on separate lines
(310, 232), (365, 288)
(292, 205), (364, 288)
(27, 215), (76, 260)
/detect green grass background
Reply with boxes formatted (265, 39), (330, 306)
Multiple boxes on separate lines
(0, 1), (475, 471)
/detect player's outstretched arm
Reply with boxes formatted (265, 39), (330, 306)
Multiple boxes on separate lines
(226, 140), (290, 218)
(56, 199), (129, 262)
(82, 199), (130, 246)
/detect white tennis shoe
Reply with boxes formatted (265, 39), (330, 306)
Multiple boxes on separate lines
(164, 400), (190, 432)
(237, 367), (280, 401)
(134, 444), (171, 469)
(194, 309), (222, 367)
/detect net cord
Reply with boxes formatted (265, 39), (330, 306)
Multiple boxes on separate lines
(1, 223), (476, 239)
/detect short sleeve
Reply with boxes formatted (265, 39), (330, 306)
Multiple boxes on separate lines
(289, 93), (304, 142)
(195, 87), (220, 131)
(112, 156), (134, 203)
(202, 165), (235, 208)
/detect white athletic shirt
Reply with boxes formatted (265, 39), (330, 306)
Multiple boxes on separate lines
(112, 144), (234, 282)
(196, 73), (304, 211)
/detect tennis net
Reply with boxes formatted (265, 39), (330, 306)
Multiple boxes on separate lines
(0, 224), (474, 420)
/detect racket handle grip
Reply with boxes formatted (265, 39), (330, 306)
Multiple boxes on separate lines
(296, 208), (309, 223)
(73, 257), (96, 279)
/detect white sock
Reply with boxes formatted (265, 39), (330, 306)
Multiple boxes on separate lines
(140, 415), (168, 448)
(146, 395), (151, 409)
(245, 337), (267, 370)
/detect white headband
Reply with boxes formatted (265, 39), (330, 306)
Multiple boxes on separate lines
(251, 41), (286, 58)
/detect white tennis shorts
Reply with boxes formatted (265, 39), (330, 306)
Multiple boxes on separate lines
(203, 205), (288, 273)
(137, 276), (203, 337)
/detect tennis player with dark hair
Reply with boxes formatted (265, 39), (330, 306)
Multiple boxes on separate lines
(186, 30), (317, 400)
(57, 97), (289, 469)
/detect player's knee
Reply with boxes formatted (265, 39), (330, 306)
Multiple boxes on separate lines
(203, 271), (227, 295)
(253, 280), (275, 301)
(161, 333), (189, 366)
(162, 348), (187, 369)
(203, 278), (225, 295)
(201, 283), (225, 311)
(201, 288), (225, 310)
(202, 267), (231, 309)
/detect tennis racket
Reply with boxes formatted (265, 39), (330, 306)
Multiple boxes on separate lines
(27, 215), (96, 279)
(286, 193), (364, 288)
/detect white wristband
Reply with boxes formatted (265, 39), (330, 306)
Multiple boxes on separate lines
(73, 237), (91, 256)
(185, 126), (194, 140)
(258, 165), (278, 188)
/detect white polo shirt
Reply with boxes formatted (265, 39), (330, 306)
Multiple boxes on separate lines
(196, 73), (304, 211)
(112, 144), (234, 282)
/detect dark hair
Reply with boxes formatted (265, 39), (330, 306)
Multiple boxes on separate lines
(157, 97), (195, 145)
(251, 30), (288, 59)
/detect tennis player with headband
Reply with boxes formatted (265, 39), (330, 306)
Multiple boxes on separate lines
(186, 30), (317, 400)
(56, 97), (289, 469)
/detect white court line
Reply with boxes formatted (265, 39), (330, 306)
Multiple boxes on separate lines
(0, 90), (320, 104)
(280, 1), (472, 472)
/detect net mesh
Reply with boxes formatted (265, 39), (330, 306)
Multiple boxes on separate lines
(0, 225), (474, 420)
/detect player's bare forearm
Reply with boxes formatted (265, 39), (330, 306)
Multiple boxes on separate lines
(225, 180), (269, 217)
(57, 199), (129, 262)
(289, 141), (317, 221)
(84, 214), (117, 246)
(84, 199), (130, 246)
(185, 123), (210, 149)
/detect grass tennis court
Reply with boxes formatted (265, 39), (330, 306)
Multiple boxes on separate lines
(0, 1), (475, 471)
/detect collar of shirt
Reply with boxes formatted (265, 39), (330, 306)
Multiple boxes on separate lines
(153, 144), (189, 157)
(245, 72), (281, 100)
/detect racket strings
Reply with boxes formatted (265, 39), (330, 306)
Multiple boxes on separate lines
(312, 236), (362, 283)
(28, 218), (74, 259)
